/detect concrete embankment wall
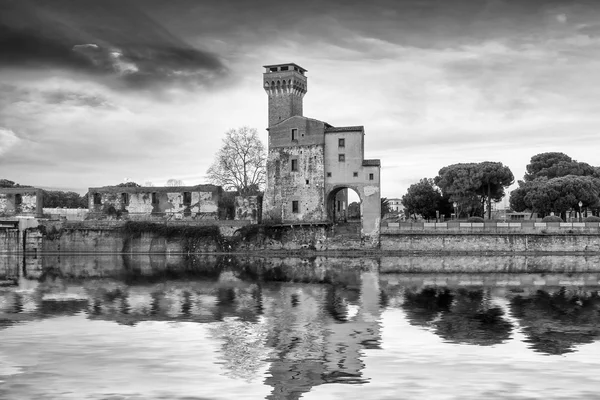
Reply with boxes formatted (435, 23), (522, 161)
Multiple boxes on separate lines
(380, 232), (600, 253)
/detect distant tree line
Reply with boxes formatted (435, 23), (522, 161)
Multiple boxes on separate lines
(400, 152), (600, 221)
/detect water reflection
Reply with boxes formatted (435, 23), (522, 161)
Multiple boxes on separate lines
(0, 254), (599, 399)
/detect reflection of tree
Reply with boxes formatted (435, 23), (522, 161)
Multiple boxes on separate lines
(510, 288), (600, 355)
(435, 290), (512, 346)
(403, 287), (453, 327)
(403, 288), (513, 345)
(208, 317), (273, 382)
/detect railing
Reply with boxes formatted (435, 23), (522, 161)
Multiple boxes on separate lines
(382, 221), (600, 233)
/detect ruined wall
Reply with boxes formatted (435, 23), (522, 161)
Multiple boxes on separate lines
(234, 196), (262, 222)
(263, 145), (325, 223)
(0, 189), (42, 217)
(88, 187), (220, 220)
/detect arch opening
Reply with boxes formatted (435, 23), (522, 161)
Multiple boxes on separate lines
(327, 186), (362, 238)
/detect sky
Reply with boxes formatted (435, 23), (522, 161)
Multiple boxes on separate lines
(1, 0), (600, 197)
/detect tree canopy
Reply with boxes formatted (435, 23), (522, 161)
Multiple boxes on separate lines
(434, 162), (513, 218)
(206, 127), (266, 195)
(511, 152), (600, 218)
(401, 178), (444, 220)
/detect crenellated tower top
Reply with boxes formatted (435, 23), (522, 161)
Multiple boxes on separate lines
(263, 63), (307, 127)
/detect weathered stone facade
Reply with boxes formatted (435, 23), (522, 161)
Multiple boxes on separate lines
(0, 188), (43, 217)
(88, 185), (222, 220)
(261, 63), (381, 237)
(234, 195), (262, 222)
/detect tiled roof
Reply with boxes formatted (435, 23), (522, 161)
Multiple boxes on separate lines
(362, 159), (381, 166)
(324, 126), (364, 133)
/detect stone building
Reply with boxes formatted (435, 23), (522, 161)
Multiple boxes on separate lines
(262, 63), (381, 237)
(88, 185), (222, 220)
(0, 187), (43, 218)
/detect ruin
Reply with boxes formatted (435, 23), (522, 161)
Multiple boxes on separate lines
(261, 63), (381, 237)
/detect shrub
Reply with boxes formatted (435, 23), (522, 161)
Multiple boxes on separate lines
(542, 215), (563, 222)
(583, 216), (600, 222)
(467, 216), (484, 222)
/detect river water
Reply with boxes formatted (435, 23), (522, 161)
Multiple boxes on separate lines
(0, 254), (599, 400)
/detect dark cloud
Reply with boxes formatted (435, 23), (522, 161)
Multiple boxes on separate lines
(0, 0), (227, 89)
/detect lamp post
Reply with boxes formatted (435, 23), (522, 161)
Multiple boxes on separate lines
(453, 202), (458, 220)
(578, 201), (583, 222)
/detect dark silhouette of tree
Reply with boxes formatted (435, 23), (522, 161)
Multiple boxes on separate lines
(403, 288), (513, 346)
(435, 162), (513, 219)
(510, 288), (600, 355)
(115, 182), (141, 187)
(380, 197), (390, 218)
(43, 190), (87, 208)
(510, 153), (600, 217)
(401, 178), (445, 220)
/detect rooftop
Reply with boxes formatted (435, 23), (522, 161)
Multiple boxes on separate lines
(263, 63), (307, 73)
(325, 126), (364, 133)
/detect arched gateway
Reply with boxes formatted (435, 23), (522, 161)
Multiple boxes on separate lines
(260, 63), (381, 239)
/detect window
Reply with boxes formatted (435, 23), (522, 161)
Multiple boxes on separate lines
(369, 173), (374, 181)
(292, 200), (299, 213)
(121, 193), (129, 205)
(151, 192), (158, 204)
(183, 192), (192, 205)
(327, 172), (332, 177)
(338, 138), (345, 147)
(291, 128), (298, 141)
(353, 172), (358, 177)
(338, 154), (345, 162)
(14, 194), (22, 205)
(305, 179), (309, 185)
(291, 159), (298, 172)
(281, 66), (289, 71)
(93, 193), (102, 205)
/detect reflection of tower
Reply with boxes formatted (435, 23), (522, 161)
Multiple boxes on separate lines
(323, 271), (382, 379)
(264, 272), (383, 398)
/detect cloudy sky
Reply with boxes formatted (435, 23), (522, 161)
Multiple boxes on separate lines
(1, 0), (600, 198)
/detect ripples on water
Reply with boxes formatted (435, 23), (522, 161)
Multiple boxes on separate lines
(0, 254), (599, 399)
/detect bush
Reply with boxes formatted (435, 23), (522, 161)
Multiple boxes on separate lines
(467, 216), (484, 222)
(542, 215), (563, 222)
(584, 216), (600, 222)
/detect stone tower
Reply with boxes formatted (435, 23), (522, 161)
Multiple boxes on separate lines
(263, 63), (307, 127)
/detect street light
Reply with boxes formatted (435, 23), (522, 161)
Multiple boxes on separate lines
(453, 202), (458, 220)
(578, 201), (583, 222)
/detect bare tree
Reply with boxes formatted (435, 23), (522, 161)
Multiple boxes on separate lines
(206, 127), (266, 195)
(166, 179), (184, 186)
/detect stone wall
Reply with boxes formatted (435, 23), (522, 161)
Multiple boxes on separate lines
(381, 232), (600, 253)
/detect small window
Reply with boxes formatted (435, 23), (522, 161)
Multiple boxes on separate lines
(339, 154), (345, 162)
(338, 138), (345, 147)
(292, 200), (299, 213)
(281, 66), (289, 71)
(93, 193), (102, 205)
(151, 192), (158, 204)
(291, 128), (298, 141)
(327, 172), (332, 178)
(14, 194), (22, 205)
(305, 179), (309, 185)
(121, 193), (129, 205)
(183, 192), (192, 205)
(353, 172), (358, 177)
(369, 173), (374, 181)
(270, 67), (277, 72)
(291, 159), (298, 172)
